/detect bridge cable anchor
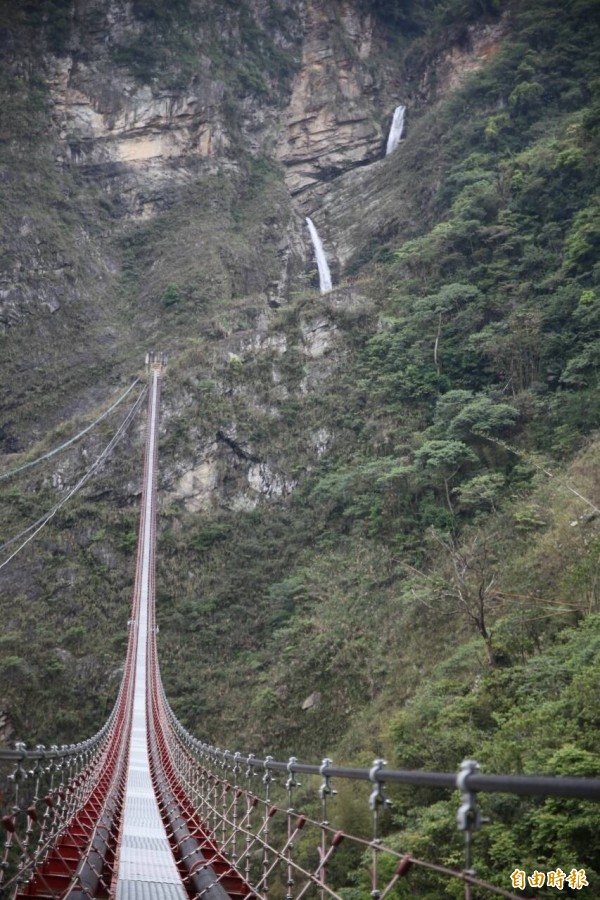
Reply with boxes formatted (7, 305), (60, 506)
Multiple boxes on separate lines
(368, 759), (392, 899)
(456, 758), (489, 898)
(286, 756), (300, 794)
(245, 753), (256, 781)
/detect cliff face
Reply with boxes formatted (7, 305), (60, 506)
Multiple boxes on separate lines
(0, 0), (503, 447)
(275, 1), (390, 195)
(0, 0), (512, 742)
(45, 0), (402, 212)
(47, 4), (232, 218)
(1, 0), (504, 322)
(49, 1), (503, 203)
(1, 0), (504, 342)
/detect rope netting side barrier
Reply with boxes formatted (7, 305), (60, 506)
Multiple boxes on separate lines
(0, 732), (109, 897)
(0, 660), (134, 900)
(149, 698), (600, 900)
(0, 378), (151, 900)
(0, 533), (143, 900)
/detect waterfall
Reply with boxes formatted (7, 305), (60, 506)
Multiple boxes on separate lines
(385, 105), (406, 155)
(306, 217), (333, 294)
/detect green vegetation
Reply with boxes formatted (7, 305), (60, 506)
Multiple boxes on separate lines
(116, 158), (290, 321)
(152, 1), (600, 890)
(109, 0), (299, 97)
(1, 0), (600, 894)
(368, 0), (500, 34)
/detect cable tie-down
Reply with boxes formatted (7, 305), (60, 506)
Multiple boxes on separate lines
(319, 757), (337, 801)
(286, 757), (300, 792)
(456, 759), (482, 834)
(9, 742), (27, 785)
(263, 756), (274, 786)
(232, 752), (242, 778)
(456, 758), (489, 881)
(368, 759), (392, 812)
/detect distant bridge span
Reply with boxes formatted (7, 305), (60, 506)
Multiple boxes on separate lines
(1, 357), (599, 900)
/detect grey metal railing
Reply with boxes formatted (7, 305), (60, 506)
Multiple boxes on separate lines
(155, 694), (600, 900)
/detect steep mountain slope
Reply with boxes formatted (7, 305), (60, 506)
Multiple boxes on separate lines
(1, 0), (600, 893)
(0, 0), (489, 735)
(0, 0), (405, 736)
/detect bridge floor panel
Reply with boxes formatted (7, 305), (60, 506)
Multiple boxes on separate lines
(115, 371), (188, 900)
(117, 882), (188, 900)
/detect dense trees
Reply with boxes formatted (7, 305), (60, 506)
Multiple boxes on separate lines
(1, 0), (600, 894)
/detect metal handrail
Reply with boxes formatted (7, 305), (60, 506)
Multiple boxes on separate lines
(165, 713), (600, 802)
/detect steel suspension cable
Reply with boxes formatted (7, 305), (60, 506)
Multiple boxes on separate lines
(0, 378), (141, 482)
(0, 372), (152, 899)
(0, 387), (147, 571)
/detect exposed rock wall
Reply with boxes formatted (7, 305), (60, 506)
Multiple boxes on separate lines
(275, 0), (391, 195)
(0, 0), (507, 446)
(42, 0), (408, 213)
(412, 20), (506, 104)
(48, 2), (231, 218)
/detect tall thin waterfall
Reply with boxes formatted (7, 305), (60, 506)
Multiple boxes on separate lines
(306, 217), (333, 294)
(385, 104), (406, 155)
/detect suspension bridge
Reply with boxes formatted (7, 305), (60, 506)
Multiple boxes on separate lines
(1, 358), (599, 900)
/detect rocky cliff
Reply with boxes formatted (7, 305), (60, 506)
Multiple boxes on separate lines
(0, 0), (511, 739)
(1, 0), (505, 436)
(49, 1), (400, 202)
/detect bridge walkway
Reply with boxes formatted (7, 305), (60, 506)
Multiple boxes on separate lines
(113, 367), (187, 900)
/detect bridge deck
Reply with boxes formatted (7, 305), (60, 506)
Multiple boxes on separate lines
(115, 369), (187, 900)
